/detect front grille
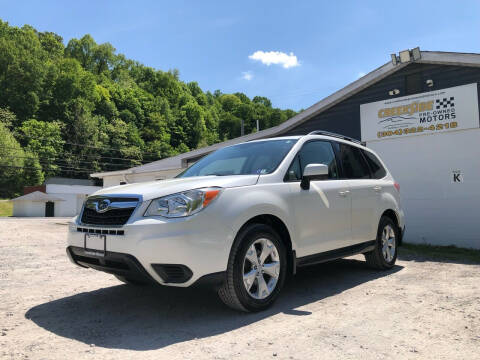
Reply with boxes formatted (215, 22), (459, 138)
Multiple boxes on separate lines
(81, 207), (135, 225)
(80, 196), (139, 226)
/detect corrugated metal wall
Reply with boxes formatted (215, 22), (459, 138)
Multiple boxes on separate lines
(283, 63), (480, 138)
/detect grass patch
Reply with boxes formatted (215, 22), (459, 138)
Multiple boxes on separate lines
(401, 243), (480, 263)
(0, 200), (13, 217)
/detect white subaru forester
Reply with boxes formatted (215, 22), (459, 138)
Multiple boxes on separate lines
(67, 131), (405, 312)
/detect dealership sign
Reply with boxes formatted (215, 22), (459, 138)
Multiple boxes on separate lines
(360, 83), (479, 142)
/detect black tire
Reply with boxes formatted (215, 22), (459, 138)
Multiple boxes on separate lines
(364, 216), (398, 270)
(218, 223), (287, 312)
(114, 275), (148, 286)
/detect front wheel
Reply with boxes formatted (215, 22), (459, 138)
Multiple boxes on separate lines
(364, 216), (398, 269)
(218, 224), (287, 312)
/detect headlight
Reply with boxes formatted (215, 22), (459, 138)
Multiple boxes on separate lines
(144, 187), (222, 218)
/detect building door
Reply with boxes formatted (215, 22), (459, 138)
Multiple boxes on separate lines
(45, 202), (54, 217)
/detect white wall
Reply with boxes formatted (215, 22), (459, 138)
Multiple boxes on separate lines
(368, 128), (480, 249)
(46, 184), (101, 195)
(103, 175), (125, 188)
(101, 169), (183, 188)
(12, 185), (101, 217)
(76, 194), (86, 214)
(13, 202), (46, 217)
(52, 194), (77, 217)
(45, 184), (101, 217)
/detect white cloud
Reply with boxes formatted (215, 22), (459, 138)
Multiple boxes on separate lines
(357, 71), (366, 78)
(241, 71), (253, 81)
(248, 51), (300, 69)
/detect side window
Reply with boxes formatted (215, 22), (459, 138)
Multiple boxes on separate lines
(286, 141), (338, 181)
(339, 144), (371, 179)
(286, 155), (301, 181)
(362, 150), (387, 179)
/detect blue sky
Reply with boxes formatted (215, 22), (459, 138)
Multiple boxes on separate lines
(1, 0), (479, 111)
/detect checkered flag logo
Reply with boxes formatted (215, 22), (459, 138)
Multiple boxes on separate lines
(436, 97), (454, 109)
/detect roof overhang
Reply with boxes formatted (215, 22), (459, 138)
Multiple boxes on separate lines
(91, 50), (480, 179)
(11, 191), (66, 202)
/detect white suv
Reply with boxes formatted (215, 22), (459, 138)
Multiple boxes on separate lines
(67, 131), (405, 312)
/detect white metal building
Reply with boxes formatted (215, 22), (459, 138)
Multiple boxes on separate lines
(11, 178), (101, 217)
(91, 49), (480, 249)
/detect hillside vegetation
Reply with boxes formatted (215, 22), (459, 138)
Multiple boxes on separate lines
(0, 20), (296, 197)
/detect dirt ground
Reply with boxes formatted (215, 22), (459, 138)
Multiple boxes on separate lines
(0, 218), (479, 360)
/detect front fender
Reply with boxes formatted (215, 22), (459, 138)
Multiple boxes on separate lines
(219, 184), (299, 251)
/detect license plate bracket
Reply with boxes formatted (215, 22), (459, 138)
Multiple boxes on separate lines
(84, 233), (106, 257)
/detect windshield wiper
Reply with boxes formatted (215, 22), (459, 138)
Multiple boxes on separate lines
(204, 172), (235, 176)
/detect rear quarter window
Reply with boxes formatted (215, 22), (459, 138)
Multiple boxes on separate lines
(339, 143), (371, 179)
(362, 150), (387, 179)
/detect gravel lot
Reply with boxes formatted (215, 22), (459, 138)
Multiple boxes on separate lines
(1, 218), (479, 360)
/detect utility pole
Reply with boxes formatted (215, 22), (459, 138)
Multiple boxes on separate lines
(241, 119), (244, 136)
(256, 119), (259, 132)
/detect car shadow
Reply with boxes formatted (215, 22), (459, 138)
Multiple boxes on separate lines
(25, 258), (403, 351)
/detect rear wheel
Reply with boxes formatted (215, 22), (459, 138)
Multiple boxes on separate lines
(218, 224), (287, 312)
(364, 216), (398, 269)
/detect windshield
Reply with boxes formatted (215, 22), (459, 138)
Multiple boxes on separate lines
(178, 139), (298, 178)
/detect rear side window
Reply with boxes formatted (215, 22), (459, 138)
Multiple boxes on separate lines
(339, 143), (371, 179)
(362, 150), (387, 179)
(286, 141), (338, 181)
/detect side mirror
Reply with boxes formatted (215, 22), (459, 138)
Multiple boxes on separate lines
(301, 163), (329, 190)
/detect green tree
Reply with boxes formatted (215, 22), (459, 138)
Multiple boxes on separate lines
(0, 21), (49, 121)
(0, 107), (16, 128)
(19, 119), (64, 177)
(180, 101), (206, 149)
(0, 20), (298, 185)
(0, 122), (43, 197)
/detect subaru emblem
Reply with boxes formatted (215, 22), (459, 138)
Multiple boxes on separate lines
(96, 199), (111, 213)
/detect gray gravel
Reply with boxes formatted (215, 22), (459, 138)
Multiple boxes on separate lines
(0, 218), (479, 359)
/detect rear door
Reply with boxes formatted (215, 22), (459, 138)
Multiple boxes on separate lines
(287, 140), (352, 256)
(337, 143), (378, 243)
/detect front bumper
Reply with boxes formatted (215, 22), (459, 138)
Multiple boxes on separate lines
(67, 215), (235, 287)
(67, 246), (157, 283)
(67, 246), (227, 288)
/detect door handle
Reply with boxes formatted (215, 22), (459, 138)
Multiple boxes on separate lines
(373, 186), (382, 192)
(338, 190), (350, 197)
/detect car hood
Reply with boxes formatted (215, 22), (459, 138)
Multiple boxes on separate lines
(91, 175), (260, 201)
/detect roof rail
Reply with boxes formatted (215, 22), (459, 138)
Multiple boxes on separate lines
(307, 130), (364, 145)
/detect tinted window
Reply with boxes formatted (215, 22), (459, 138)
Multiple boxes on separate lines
(286, 141), (338, 181)
(339, 144), (371, 179)
(285, 155), (301, 181)
(179, 139), (297, 177)
(362, 150), (387, 179)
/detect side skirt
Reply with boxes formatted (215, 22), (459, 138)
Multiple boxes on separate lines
(296, 240), (376, 268)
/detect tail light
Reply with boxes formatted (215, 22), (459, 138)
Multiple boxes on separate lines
(394, 182), (400, 192)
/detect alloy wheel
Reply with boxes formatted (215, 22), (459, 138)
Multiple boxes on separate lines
(382, 224), (396, 262)
(242, 238), (280, 299)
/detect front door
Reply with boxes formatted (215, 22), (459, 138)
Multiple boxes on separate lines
(287, 140), (352, 257)
(45, 201), (54, 217)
